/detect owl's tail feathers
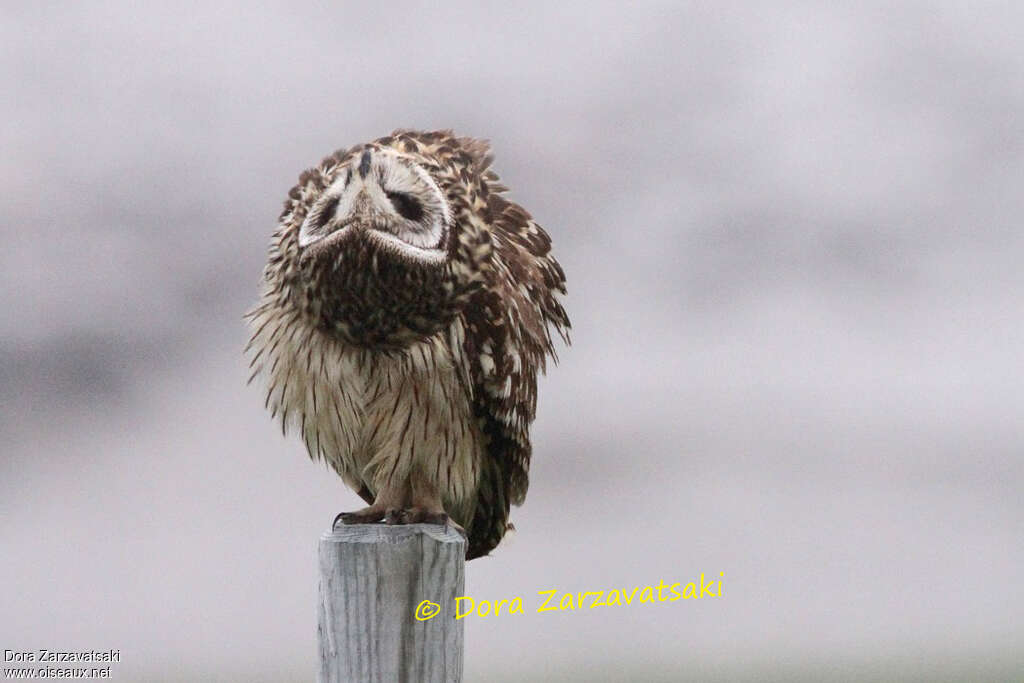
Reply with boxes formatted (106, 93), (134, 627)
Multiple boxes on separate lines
(465, 459), (511, 560)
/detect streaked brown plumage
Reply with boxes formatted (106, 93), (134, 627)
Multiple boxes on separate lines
(245, 130), (569, 559)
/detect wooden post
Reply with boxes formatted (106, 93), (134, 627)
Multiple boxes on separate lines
(318, 523), (466, 683)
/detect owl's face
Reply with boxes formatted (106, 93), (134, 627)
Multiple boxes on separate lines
(298, 147), (453, 265)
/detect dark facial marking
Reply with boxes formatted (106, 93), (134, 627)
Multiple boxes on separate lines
(359, 150), (372, 179)
(317, 196), (340, 229)
(386, 191), (424, 221)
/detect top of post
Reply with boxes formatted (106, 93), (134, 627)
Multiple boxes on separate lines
(320, 523), (467, 548)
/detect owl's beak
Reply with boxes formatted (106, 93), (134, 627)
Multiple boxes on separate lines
(351, 189), (375, 217)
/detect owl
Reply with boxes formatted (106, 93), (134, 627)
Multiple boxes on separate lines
(245, 130), (569, 560)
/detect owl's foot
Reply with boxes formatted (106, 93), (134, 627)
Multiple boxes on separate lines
(385, 507), (449, 525)
(333, 504), (386, 527)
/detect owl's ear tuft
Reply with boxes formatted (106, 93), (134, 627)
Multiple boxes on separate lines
(456, 136), (495, 175)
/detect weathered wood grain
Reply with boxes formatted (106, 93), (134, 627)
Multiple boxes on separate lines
(318, 523), (466, 683)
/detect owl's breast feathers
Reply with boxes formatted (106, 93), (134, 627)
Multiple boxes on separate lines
(300, 226), (459, 349)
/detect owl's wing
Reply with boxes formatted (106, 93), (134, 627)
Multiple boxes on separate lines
(461, 175), (570, 559)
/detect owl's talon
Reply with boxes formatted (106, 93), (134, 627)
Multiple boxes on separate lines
(374, 507), (451, 525)
(334, 506), (386, 527)
(417, 511), (449, 525)
(446, 518), (467, 538)
(402, 508), (449, 525)
(403, 509), (448, 528)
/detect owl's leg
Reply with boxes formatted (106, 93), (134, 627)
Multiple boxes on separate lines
(334, 481), (409, 526)
(389, 473), (458, 528)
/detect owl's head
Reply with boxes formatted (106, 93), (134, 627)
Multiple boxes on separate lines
(269, 132), (494, 349)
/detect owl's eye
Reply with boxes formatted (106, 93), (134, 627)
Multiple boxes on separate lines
(386, 191), (424, 222)
(317, 196), (340, 229)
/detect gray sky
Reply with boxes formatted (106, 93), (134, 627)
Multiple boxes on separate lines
(2, 2), (1022, 680)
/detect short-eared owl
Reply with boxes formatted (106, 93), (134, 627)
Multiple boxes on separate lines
(246, 130), (569, 559)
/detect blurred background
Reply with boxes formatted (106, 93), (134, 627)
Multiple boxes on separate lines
(2, 2), (1022, 681)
